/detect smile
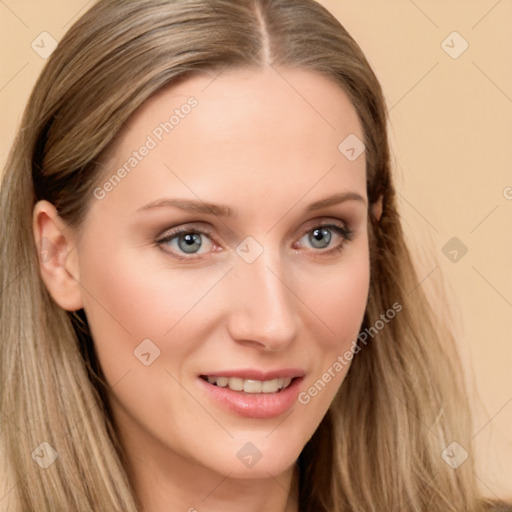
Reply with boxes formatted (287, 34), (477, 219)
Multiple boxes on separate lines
(200, 375), (294, 393)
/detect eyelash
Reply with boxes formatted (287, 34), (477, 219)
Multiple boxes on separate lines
(156, 222), (354, 261)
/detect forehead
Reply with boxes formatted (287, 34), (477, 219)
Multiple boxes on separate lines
(94, 67), (366, 216)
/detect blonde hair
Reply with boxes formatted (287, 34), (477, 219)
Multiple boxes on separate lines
(0, 0), (508, 510)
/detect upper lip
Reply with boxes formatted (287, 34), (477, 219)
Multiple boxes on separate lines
(199, 368), (305, 381)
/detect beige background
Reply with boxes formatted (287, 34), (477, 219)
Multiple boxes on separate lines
(1, 0), (511, 500)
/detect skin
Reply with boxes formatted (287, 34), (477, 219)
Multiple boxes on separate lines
(34, 67), (373, 512)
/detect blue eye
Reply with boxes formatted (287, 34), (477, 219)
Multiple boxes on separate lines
(298, 223), (352, 251)
(176, 232), (203, 253)
(158, 229), (213, 255)
(156, 221), (352, 261)
(309, 227), (332, 249)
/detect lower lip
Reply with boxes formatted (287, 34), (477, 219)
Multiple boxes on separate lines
(198, 377), (302, 419)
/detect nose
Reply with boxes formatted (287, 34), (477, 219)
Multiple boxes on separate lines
(225, 252), (300, 352)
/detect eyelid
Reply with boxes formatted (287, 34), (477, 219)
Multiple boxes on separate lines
(157, 223), (214, 241)
(299, 218), (352, 239)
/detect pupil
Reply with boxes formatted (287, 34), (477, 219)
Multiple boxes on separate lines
(310, 228), (331, 249)
(179, 233), (201, 253)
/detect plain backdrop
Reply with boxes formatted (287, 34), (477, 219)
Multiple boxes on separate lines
(0, 0), (511, 500)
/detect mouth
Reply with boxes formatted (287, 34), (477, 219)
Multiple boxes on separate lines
(197, 370), (304, 419)
(199, 375), (296, 394)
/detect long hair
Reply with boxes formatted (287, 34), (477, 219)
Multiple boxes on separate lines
(0, 0), (507, 510)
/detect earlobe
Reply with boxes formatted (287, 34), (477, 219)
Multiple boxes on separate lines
(371, 195), (383, 222)
(32, 200), (84, 311)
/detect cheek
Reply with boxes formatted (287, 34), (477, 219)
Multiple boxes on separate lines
(76, 247), (224, 442)
(298, 253), (370, 349)
(76, 241), (228, 378)
(326, 266), (369, 339)
(295, 247), (370, 408)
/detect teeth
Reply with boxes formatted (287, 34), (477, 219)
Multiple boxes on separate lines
(205, 376), (294, 393)
(229, 377), (244, 391)
(216, 376), (229, 387)
(262, 378), (279, 392)
(244, 380), (262, 393)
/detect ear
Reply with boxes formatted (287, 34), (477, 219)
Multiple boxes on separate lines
(32, 200), (84, 311)
(370, 195), (383, 222)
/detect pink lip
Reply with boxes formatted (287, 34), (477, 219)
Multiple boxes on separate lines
(200, 368), (305, 380)
(197, 369), (304, 419)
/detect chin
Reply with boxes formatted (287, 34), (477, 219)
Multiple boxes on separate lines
(194, 434), (304, 479)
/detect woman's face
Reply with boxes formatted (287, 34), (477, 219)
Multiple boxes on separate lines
(65, 68), (370, 479)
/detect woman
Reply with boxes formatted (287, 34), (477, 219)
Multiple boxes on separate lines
(0, 0), (509, 510)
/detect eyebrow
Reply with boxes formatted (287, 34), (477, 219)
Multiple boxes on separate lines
(305, 192), (366, 211)
(136, 191), (366, 217)
(136, 198), (233, 217)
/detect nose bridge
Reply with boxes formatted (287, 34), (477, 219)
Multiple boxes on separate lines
(226, 249), (299, 350)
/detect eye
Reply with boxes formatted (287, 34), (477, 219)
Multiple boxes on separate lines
(157, 228), (215, 256)
(308, 226), (333, 249)
(296, 223), (352, 252)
